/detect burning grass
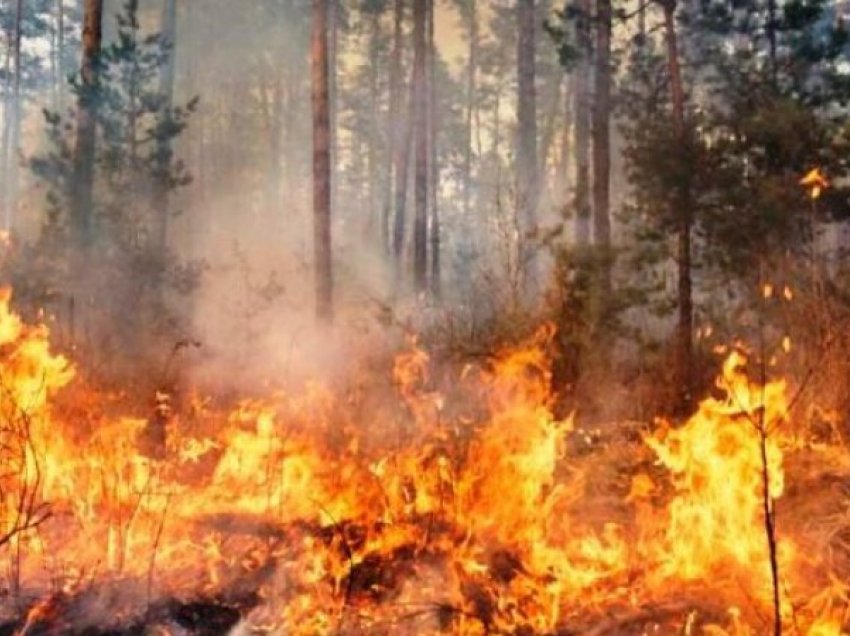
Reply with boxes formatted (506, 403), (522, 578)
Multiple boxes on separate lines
(0, 289), (847, 634)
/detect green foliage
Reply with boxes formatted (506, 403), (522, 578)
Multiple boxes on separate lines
(32, 0), (198, 245)
(620, 0), (850, 292)
(24, 0), (201, 374)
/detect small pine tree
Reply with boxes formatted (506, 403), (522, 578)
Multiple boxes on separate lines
(28, 0), (200, 374)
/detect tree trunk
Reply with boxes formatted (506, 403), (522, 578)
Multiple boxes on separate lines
(393, 105), (414, 262)
(573, 0), (591, 245)
(328, 0), (338, 218)
(383, 0), (404, 255)
(661, 0), (694, 412)
(537, 74), (563, 203)
(516, 0), (538, 291)
(153, 0), (177, 254)
(392, 0), (413, 264)
(70, 0), (104, 250)
(462, 0), (477, 221)
(1, 36), (10, 231)
(558, 75), (573, 208)
(412, 0), (428, 293)
(427, 0), (440, 297)
(766, 0), (777, 85)
(592, 0), (612, 286)
(312, 0), (333, 321)
(58, 0), (65, 110)
(367, 9), (381, 240)
(4, 0), (23, 231)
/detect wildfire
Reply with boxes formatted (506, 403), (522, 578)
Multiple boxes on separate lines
(0, 288), (845, 634)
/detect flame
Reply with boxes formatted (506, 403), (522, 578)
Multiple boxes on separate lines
(643, 352), (790, 589)
(801, 167), (829, 200)
(0, 289), (844, 633)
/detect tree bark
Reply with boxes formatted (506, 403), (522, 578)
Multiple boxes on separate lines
(427, 0), (440, 297)
(367, 9), (381, 240)
(70, 0), (104, 250)
(312, 0), (333, 321)
(412, 0), (428, 293)
(592, 0), (612, 279)
(328, 0), (338, 218)
(57, 0), (65, 109)
(558, 75), (573, 209)
(537, 74), (563, 203)
(1, 32), (10, 231)
(4, 0), (23, 231)
(573, 0), (591, 245)
(393, 105), (414, 262)
(462, 0), (477, 221)
(383, 0), (404, 255)
(392, 0), (413, 264)
(516, 0), (538, 291)
(661, 0), (693, 411)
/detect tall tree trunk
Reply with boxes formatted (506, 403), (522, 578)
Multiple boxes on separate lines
(516, 0), (538, 291)
(1, 36), (10, 231)
(383, 0), (404, 255)
(766, 0), (777, 85)
(573, 0), (591, 245)
(427, 0), (439, 297)
(393, 103), (413, 262)
(592, 0), (612, 285)
(312, 0), (333, 321)
(462, 0), (477, 220)
(412, 0), (428, 292)
(537, 74), (563, 201)
(328, 0), (338, 218)
(558, 74), (573, 207)
(70, 0), (104, 250)
(57, 0), (65, 109)
(392, 0), (413, 264)
(51, 1), (58, 108)
(661, 0), (693, 412)
(367, 9), (381, 240)
(4, 0), (23, 231)
(153, 0), (177, 253)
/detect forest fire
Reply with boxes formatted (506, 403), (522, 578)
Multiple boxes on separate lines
(0, 289), (846, 635)
(0, 0), (847, 631)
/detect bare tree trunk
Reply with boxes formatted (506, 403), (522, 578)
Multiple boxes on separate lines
(392, 0), (413, 265)
(383, 0), (404, 255)
(573, 0), (591, 245)
(537, 74), (564, 202)
(412, 0), (428, 292)
(592, 0), (612, 287)
(367, 9), (381, 240)
(152, 0), (177, 253)
(516, 0), (538, 292)
(4, 0), (23, 231)
(0, 35), (10, 231)
(766, 0), (777, 85)
(661, 0), (693, 412)
(70, 0), (104, 250)
(51, 1), (59, 108)
(462, 0), (477, 221)
(558, 75), (573, 206)
(328, 0), (338, 218)
(312, 0), (333, 321)
(427, 0), (440, 297)
(57, 0), (65, 109)
(393, 105), (413, 262)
